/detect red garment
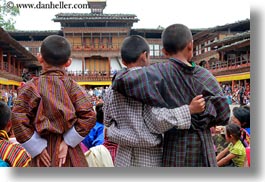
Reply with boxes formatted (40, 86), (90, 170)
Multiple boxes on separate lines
(246, 146), (250, 167)
(103, 136), (118, 163)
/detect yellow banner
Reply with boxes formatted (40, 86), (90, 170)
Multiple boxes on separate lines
(77, 81), (112, 86)
(0, 79), (111, 87)
(216, 72), (250, 82)
(0, 78), (21, 86)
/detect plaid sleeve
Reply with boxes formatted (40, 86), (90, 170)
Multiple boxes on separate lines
(204, 72), (230, 127)
(144, 105), (191, 134)
(192, 67), (230, 129)
(112, 64), (168, 107)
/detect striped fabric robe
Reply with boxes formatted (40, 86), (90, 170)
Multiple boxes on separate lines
(0, 130), (31, 167)
(112, 58), (230, 167)
(12, 68), (96, 167)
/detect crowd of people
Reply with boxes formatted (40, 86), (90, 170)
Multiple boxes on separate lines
(0, 23), (250, 167)
(220, 83), (250, 106)
(0, 89), (17, 108)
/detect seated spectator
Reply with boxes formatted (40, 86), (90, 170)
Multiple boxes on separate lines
(216, 124), (246, 167)
(0, 101), (31, 167)
(82, 103), (104, 150)
(231, 106), (250, 146)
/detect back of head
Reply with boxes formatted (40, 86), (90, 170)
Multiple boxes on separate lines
(162, 24), (193, 54)
(233, 107), (250, 128)
(96, 103), (104, 124)
(0, 101), (11, 130)
(121, 35), (150, 64)
(41, 35), (71, 66)
(226, 123), (241, 140)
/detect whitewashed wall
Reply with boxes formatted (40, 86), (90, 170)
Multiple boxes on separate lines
(67, 58), (82, 72)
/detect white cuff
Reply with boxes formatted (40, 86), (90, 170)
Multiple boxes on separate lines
(63, 126), (85, 148)
(21, 131), (47, 158)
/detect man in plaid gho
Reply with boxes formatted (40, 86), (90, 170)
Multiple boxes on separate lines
(112, 24), (230, 167)
(104, 35), (206, 167)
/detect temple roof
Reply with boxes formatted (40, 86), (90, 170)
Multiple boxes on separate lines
(8, 30), (62, 36)
(53, 13), (139, 23)
(217, 38), (250, 51)
(208, 31), (250, 47)
(0, 27), (38, 66)
(193, 19), (250, 40)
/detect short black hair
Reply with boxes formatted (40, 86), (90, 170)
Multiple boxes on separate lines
(162, 24), (193, 54)
(96, 103), (104, 124)
(233, 107), (250, 128)
(41, 35), (71, 66)
(0, 101), (11, 130)
(121, 35), (150, 64)
(226, 123), (241, 141)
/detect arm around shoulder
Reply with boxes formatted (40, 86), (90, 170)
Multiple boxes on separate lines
(145, 105), (191, 134)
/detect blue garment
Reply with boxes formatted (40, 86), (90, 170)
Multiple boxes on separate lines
(0, 159), (9, 167)
(7, 95), (12, 108)
(82, 122), (104, 149)
(245, 128), (251, 135)
(226, 95), (232, 105)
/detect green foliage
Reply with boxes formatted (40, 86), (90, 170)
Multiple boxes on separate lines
(0, 0), (20, 30)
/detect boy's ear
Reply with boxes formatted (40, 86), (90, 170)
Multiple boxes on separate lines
(37, 53), (44, 64)
(64, 58), (72, 68)
(121, 60), (128, 67)
(162, 48), (170, 57)
(187, 41), (193, 51)
(5, 121), (12, 133)
(140, 51), (150, 66)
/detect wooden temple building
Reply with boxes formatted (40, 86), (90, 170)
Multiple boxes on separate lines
(1, 0), (250, 89)
(192, 19), (250, 89)
(0, 27), (38, 90)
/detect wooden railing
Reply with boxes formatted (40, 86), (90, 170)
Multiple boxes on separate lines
(72, 43), (120, 51)
(66, 70), (113, 82)
(208, 57), (250, 73)
(0, 62), (22, 76)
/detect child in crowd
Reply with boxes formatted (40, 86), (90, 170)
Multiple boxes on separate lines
(11, 35), (96, 167)
(231, 106), (250, 166)
(231, 106), (250, 143)
(0, 101), (31, 167)
(82, 103), (104, 150)
(216, 124), (246, 167)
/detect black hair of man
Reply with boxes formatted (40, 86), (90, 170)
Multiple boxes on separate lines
(0, 101), (11, 130)
(121, 35), (150, 64)
(226, 123), (241, 141)
(41, 35), (71, 66)
(95, 103), (104, 124)
(162, 24), (193, 54)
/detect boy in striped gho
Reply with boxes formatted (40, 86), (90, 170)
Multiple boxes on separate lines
(12, 35), (96, 167)
(0, 101), (31, 167)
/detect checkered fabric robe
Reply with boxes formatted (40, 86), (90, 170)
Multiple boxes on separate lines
(112, 58), (230, 167)
(103, 85), (191, 167)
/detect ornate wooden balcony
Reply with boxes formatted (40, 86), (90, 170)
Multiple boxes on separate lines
(66, 70), (113, 82)
(0, 70), (23, 82)
(72, 44), (120, 52)
(208, 58), (250, 76)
